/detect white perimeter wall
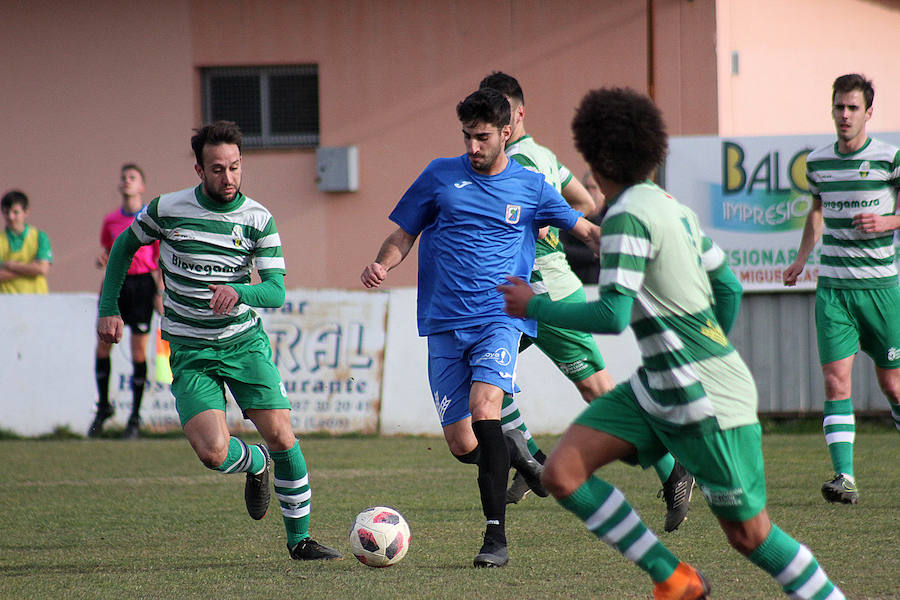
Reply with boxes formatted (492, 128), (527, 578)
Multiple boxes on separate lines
(0, 289), (641, 437)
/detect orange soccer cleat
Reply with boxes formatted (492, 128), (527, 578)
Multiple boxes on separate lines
(653, 562), (711, 600)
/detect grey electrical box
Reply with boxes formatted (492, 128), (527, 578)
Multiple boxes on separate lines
(316, 145), (359, 192)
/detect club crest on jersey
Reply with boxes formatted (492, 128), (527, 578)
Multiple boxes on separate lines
(858, 161), (870, 178)
(231, 224), (245, 248)
(505, 204), (521, 224)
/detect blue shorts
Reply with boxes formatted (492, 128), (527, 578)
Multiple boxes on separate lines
(427, 322), (522, 427)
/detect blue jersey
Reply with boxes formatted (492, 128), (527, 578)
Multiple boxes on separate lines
(390, 154), (581, 336)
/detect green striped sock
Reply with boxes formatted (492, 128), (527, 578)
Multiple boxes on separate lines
(891, 402), (900, 435)
(271, 441), (311, 545)
(500, 394), (540, 457)
(214, 437), (264, 474)
(558, 477), (679, 583)
(823, 398), (854, 477)
(748, 524), (844, 599)
(652, 453), (675, 484)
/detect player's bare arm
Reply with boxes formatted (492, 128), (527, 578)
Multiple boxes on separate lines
(361, 227), (417, 288)
(561, 176), (597, 216)
(568, 217), (601, 255)
(783, 196), (824, 286)
(1, 258), (50, 278)
(96, 250), (110, 268)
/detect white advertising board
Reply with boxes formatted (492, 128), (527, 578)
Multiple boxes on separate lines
(1, 288), (641, 437)
(106, 289), (388, 435)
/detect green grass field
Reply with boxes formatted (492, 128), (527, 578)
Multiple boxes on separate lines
(1, 431), (897, 599)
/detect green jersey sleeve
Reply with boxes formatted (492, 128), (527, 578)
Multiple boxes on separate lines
(98, 228), (143, 317)
(36, 230), (52, 262)
(229, 271), (285, 308)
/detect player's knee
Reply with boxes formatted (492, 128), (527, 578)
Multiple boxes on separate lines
(721, 522), (767, 556)
(878, 380), (900, 404)
(541, 456), (577, 499)
(822, 372), (850, 399)
(576, 371), (615, 404)
(196, 444), (229, 469)
(452, 447), (480, 464)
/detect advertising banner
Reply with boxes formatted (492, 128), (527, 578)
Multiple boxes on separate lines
(665, 132), (900, 292)
(108, 289), (388, 434)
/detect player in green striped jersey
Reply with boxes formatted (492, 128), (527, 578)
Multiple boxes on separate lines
(96, 121), (341, 562)
(479, 72), (694, 534)
(501, 88), (843, 600)
(784, 74), (900, 505)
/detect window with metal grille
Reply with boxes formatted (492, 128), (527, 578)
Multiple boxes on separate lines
(201, 65), (319, 148)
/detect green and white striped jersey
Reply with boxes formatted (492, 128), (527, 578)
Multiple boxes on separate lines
(506, 134), (582, 300)
(806, 137), (900, 289)
(131, 185), (286, 345)
(600, 181), (757, 433)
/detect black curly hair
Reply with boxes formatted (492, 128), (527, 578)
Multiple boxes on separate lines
(571, 87), (668, 185)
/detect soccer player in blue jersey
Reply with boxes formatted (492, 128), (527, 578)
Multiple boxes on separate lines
(361, 88), (599, 568)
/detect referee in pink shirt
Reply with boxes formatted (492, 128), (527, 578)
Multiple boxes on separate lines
(89, 164), (163, 439)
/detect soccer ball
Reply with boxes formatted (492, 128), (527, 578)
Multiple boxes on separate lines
(349, 506), (411, 567)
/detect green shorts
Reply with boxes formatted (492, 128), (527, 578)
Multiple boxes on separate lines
(520, 287), (606, 382)
(575, 382), (767, 522)
(169, 324), (289, 426)
(815, 286), (900, 368)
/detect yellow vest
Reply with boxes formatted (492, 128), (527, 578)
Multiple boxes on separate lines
(0, 226), (49, 294)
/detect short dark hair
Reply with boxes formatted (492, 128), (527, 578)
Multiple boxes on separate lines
(832, 73), (874, 109)
(456, 88), (511, 131)
(1, 190), (29, 212)
(478, 71), (524, 105)
(571, 87), (668, 185)
(121, 163), (145, 182)
(191, 120), (243, 167)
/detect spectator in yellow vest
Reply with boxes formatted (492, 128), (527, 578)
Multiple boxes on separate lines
(0, 190), (52, 294)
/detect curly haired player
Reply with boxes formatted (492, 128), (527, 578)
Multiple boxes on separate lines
(500, 87), (844, 600)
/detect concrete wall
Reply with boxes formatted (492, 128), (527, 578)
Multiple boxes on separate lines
(0, 288), (642, 437)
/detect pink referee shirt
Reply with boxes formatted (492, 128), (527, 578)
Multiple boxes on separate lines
(100, 207), (159, 275)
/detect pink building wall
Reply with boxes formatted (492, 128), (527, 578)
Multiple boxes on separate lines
(2, 0), (195, 295)
(716, 0), (900, 136)
(3, 0), (897, 294)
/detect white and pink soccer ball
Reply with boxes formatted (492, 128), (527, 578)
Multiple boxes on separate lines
(348, 506), (411, 567)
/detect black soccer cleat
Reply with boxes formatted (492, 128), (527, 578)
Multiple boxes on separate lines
(503, 429), (548, 497)
(505, 470), (532, 504)
(821, 474), (859, 504)
(288, 538), (343, 560)
(244, 444), (271, 520)
(474, 533), (509, 568)
(87, 404), (114, 438)
(658, 461), (694, 532)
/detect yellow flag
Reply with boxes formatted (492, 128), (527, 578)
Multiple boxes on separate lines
(155, 326), (173, 384)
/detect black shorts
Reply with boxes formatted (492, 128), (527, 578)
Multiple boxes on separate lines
(118, 272), (157, 334)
